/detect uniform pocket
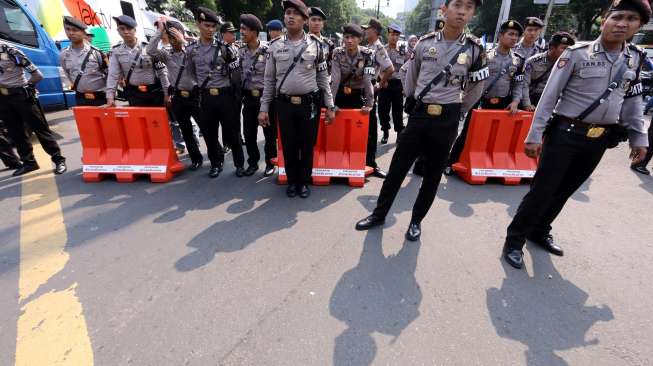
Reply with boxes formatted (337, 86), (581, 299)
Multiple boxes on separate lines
(579, 67), (606, 78)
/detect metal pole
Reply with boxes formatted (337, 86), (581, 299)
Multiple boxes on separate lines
(376, 0), (380, 18)
(542, 0), (556, 36)
(493, 0), (511, 48)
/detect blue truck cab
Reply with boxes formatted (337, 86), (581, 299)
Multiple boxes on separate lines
(0, 0), (73, 110)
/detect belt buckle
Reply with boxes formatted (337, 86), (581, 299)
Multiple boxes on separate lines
(489, 97), (500, 105)
(180, 90), (190, 98)
(586, 126), (606, 138)
(138, 85), (148, 92)
(427, 104), (443, 116)
(209, 88), (219, 96)
(251, 89), (260, 97)
(84, 93), (95, 100)
(0, 88), (8, 96)
(290, 96), (302, 105)
(343, 86), (352, 95)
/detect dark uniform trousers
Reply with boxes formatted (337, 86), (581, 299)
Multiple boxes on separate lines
(378, 79), (405, 133)
(0, 91), (64, 166)
(505, 117), (610, 250)
(334, 87), (364, 109)
(242, 91), (277, 167)
(75, 92), (107, 107)
(448, 95), (512, 166)
(124, 84), (164, 107)
(199, 88), (244, 168)
(170, 90), (203, 165)
(275, 94), (319, 186)
(0, 121), (20, 168)
(529, 93), (542, 108)
(634, 119), (653, 169)
(372, 104), (461, 224)
(367, 90), (380, 168)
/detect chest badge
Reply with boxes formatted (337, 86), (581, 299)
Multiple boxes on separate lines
(358, 60), (364, 68)
(0, 53), (8, 61)
(628, 58), (635, 68)
(428, 47), (437, 56)
(258, 55), (265, 62)
(457, 53), (467, 65)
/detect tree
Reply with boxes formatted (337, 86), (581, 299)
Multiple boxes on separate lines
(184, 0), (217, 14)
(216, 0), (274, 26)
(162, 0), (195, 23)
(569, 0), (611, 40)
(266, 0), (359, 37)
(404, 0), (432, 36)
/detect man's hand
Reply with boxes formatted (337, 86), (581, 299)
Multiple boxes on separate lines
(164, 95), (172, 107)
(505, 101), (520, 115)
(157, 16), (167, 31)
(380, 79), (389, 89)
(361, 106), (372, 114)
(524, 143), (542, 158)
(524, 105), (536, 112)
(258, 111), (270, 127)
(325, 109), (336, 124)
(103, 99), (116, 108)
(168, 28), (185, 44)
(630, 147), (647, 165)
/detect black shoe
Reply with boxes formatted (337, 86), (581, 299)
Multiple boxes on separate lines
(413, 163), (423, 177)
(12, 164), (40, 176)
(372, 167), (387, 179)
(223, 146), (231, 154)
(208, 166), (221, 178)
(528, 234), (564, 256)
(189, 161), (203, 171)
(286, 185), (298, 198)
(443, 166), (454, 176)
(5, 162), (22, 170)
(405, 223), (421, 241)
(502, 245), (524, 269)
(355, 215), (385, 231)
(235, 167), (246, 177)
(299, 184), (310, 198)
(381, 130), (389, 144)
(244, 165), (258, 176)
(54, 161), (67, 175)
(264, 163), (276, 177)
(631, 165), (651, 175)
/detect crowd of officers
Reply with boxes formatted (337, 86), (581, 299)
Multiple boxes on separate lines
(0, 0), (651, 268)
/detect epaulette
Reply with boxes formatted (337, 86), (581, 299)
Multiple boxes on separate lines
(568, 42), (590, 51)
(628, 43), (645, 55)
(111, 43), (122, 49)
(465, 34), (482, 46)
(186, 40), (197, 48)
(513, 52), (525, 60)
(419, 32), (436, 41)
(361, 47), (373, 55)
(309, 33), (321, 43)
(269, 37), (281, 45)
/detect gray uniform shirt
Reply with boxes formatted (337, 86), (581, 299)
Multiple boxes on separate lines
(0, 42), (41, 87)
(187, 39), (241, 90)
(370, 38), (393, 77)
(238, 40), (268, 91)
(330, 46), (375, 108)
(60, 43), (107, 92)
(146, 30), (196, 91)
(386, 42), (410, 80)
(515, 41), (545, 106)
(404, 31), (489, 113)
(484, 48), (524, 102)
(527, 39), (648, 147)
(106, 41), (170, 100)
(523, 51), (553, 105)
(260, 32), (334, 113)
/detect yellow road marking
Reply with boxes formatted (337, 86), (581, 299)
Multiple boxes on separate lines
(15, 144), (94, 365)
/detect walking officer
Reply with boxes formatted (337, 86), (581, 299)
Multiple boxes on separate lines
(146, 18), (204, 171)
(188, 7), (245, 178)
(355, 0), (488, 241)
(379, 23), (409, 144)
(502, 0), (650, 269)
(105, 15), (170, 107)
(0, 40), (67, 175)
(330, 24), (375, 113)
(239, 13), (277, 177)
(514, 17), (546, 111)
(447, 20), (525, 173)
(308, 7), (335, 74)
(0, 121), (21, 170)
(258, 0), (335, 199)
(522, 32), (575, 109)
(362, 18), (394, 178)
(60, 16), (108, 106)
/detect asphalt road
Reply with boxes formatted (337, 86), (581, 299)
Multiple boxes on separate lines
(0, 110), (652, 366)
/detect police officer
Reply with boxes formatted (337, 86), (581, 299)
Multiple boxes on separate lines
(258, 0), (335, 198)
(522, 32), (575, 109)
(502, 0), (650, 269)
(308, 7), (335, 74)
(146, 18), (204, 171)
(221, 21), (244, 150)
(239, 14), (277, 177)
(355, 0), (488, 240)
(188, 7), (245, 178)
(330, 24), (375, 113)
(0, 41), (67, 175)
(60, 16), (108, 106)
(447, 20), (525, 172)
(515, 17), (546, 111)
(106, 15), (170, 107)
(379, 23), (409, 144)
(221, 22), (238, 47)
(266, 20), (284, 42)
(0, 121), (21, 170)
(363, 18), (394, 178)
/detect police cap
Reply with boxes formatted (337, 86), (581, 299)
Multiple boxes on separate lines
(342, 23), (364, 38)
(524, 17), (545, 28)
(63, 16), (87, 31)
(609, 0), (652, 24)
(113, 15), (137, 29)
(282, 0), (310, 19)
(309, 7), (327, 20)
(220, 21), (237, 33)
(550, 31), (575, 46)
(362, 18), (383, 33)
(499, 20), (524, 35)
(196, 6), (220, 24)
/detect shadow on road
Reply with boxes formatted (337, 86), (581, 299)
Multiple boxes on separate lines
(486, 249), (613, 366)
(635, 172), (652, 195)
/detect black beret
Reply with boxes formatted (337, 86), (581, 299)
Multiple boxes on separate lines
(342, 23), (364, 38)
(113, 15), (137, 29)
(550, 31), (575, 46)
(609, 0), (652, 24)
(63, 16), (87, 31)
(499, 20), (524, 35)
(220, 21), (237, 33)
(309, 7), (327, 19)
(524, 17), (544, 28)
(196, 6), (220, 23)
(282, 0), (310, 18)
(267, 19), (283, 31)
(362, 18), (383, 33)
(240, 14), (263, 31)
(165, 20), (185, 34)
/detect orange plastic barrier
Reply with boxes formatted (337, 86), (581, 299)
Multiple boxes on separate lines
(277, 108), (370, 187)
(452, 109), (538, 185)
(72, 106), (184, 183)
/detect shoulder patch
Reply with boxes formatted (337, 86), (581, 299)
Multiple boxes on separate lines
(465, 34), (482, 46)
(568, 42), (590, 51)
(361, 47), (373, 55)
(111, 43), (122, 49)
(419, 32), (436, 41)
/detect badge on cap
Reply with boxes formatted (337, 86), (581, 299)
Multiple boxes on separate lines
(457, 53), (467, 65)
(200, 12), (206, 20)
(508, 21), (514, 27)
(428, 47), (437, 56)
(628, 58), (635, 68)
(561, 37), (568, 43)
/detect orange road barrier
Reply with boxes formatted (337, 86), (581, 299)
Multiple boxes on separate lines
(452, 110), (538, 185)
(277, 109), (370, 187)
(72, 107), (184, 183)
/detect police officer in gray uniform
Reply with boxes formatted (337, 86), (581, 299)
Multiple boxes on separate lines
(258, 0), (335, 199)
(106, 15), (170, 107)
(239, 13), (277, 177)
(522, 32), (575, 108)
(146, 18), (204, 171)
(60, 16), (108, 106)
(379, 23), (409, 144)
(502, 0), (650, 269)
(515, 17), (546, 111)
(356, 0), (488, 241)
(330, 24), (375, 111)
(188, 7), (245, 178)
(363, 18), (394, 178)
(0, 41), (67, 176)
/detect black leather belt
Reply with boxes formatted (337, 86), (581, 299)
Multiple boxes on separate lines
(552, 115), (613, 139)
(277, 92), (319, 105)
(76, 91), (106, 100)
(413, 103), (461, 117)
(201, 86), (232, 96)
(0, 86), (27, 96)
(125, 83), (162, 93)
